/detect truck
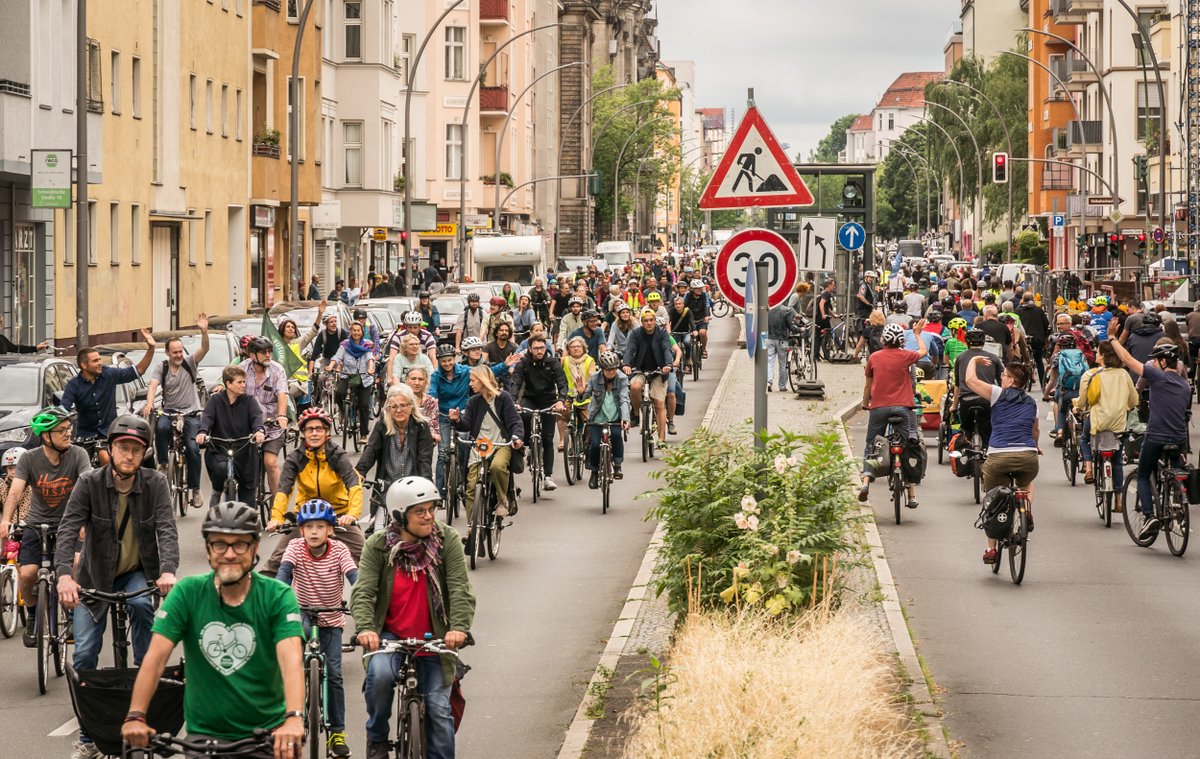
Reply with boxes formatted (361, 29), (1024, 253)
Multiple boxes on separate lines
(593, 240), (635, 272)
(470, 235), (546, 285)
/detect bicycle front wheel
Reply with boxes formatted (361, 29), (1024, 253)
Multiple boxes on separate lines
(0, 567), (17, 638)
(54, 602), (69, 676)
(601, 445), (611, 515)
(36, 579), (50, 694)
(1122, 475), (1158, 547)
(1062, 431), (1077, 486)
(306, 658), (322, 759)
(1008, 508), (1027, 585)
(531, 439), (542, 504)
(563, 427), (577, 486)
(1165, 479), (1190, 557)
(444, 456), (459, 526)
(891, 472), (902, 525)
(402, 697), (426, 759)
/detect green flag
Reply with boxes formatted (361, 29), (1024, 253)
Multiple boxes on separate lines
(261, 312), (305, 378)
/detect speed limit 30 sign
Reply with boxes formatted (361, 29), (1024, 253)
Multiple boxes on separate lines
(715, 228), (798, 309)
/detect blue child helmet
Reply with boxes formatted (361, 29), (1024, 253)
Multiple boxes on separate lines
(296, 498), (337, 526)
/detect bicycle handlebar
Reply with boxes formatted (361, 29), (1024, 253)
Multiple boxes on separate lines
(79, 585), (160, 603)
(140, 730), (274, 757)
(517, 405), (561, 416)
(299, 604), (350, 615)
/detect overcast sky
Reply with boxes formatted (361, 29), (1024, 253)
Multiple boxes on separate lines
(655, 0), (960, 159)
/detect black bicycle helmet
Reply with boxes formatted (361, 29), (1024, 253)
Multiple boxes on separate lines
(1150, 342), (1181, 361)
(1141, 311), (1162, 328)
(436, 343), (457, 359)
(107, 414), (152, 449)
(582, 309), (601, 321)
(965, 328), (986, 347)
(246, 336), (272, 354)
(202, 500), (262, 538)
(353, 308), (368, 320)
(1056, 332), (1078, 349)
(418, 290), (432, 299)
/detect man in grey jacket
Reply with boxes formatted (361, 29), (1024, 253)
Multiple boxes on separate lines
(766, 304), (796, 392)
(54, 414), (179, 759)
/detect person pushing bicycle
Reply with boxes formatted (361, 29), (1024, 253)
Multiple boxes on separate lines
(352, 477), (475, 759)
(197, 365), (267, 507)
(121, 500), (306, 759)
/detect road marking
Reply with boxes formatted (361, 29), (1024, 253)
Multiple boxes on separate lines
(49, 718), (78, 736)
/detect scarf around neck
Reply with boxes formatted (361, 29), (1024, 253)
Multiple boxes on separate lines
(386, 521), (447, 627)
(342, 336), (373, 359)
(566, 353), (590, 389)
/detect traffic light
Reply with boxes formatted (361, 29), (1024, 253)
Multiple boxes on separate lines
(1076, 233), (1086, 253)
(1133, 155), (1148, 182)
(992, 152), (1009, 184)
(1108, 232), (1120, 258)
(400, 231), (408, 242)
(1135, 231), (1147, 257)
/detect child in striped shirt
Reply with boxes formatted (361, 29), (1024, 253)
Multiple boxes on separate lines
(277, 499), (358, 758)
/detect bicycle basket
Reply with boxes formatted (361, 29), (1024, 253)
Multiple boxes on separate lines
(67, 662), (185, 757)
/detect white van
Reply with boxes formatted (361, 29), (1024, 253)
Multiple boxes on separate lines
(594, 241), (634, 272)
(471, 235), (546, 285)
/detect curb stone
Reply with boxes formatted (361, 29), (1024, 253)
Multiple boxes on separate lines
(839, 400), (950, 759)
(556, 343), (739, 759)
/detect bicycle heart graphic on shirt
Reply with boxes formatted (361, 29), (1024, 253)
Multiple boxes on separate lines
(199, 621), (257, 676)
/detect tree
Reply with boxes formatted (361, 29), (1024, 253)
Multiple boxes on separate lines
(590, 66), (681, 241)
(679, 168), (745, 242)
(805, 113), (861, 163)
(875, 123), (940, 240)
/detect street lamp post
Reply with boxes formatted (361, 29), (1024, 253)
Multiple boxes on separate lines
(612, 116), (675, 240)
(879, 139), (924, 236)
(76, 0), (89, 345)
(492, 62), (584, 224)
(1118, 0), (1168, 252)
(885, 139), (942, 238)
(499, 175), (593, 211)
(913, 116), (967, 247)
(457, 22), (562, 278)
(289, 0), (315, 302)
(404, 0), (468, 291)
(924, 100), (984, 260)
(933, 79), (1016, 263)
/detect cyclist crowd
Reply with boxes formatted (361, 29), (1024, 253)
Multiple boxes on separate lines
(850, 255), (1197, 569)
(0, 251), (732, 759)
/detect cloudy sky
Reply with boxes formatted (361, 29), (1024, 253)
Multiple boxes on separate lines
(655, 0), (961, 158)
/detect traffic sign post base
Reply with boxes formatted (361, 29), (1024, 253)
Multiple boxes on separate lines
(822, 350), (862, 364)
(792, 380), (826, 399)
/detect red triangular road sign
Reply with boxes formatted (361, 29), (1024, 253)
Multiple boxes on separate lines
(698, 107), (814, 210)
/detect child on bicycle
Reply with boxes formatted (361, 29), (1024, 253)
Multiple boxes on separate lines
(0, 447), (30, 523)
(276, 499), (358, 758)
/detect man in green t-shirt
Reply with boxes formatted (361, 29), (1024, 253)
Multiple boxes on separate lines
(122, 501), (305, 759)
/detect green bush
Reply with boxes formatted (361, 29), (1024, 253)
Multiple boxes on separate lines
(644, 428), (859, 619)
(980, 241), (1006, 261)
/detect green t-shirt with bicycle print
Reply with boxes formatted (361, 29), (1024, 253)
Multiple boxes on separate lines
(153, 571), (303, 740)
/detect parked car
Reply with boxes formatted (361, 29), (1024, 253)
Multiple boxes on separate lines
(430, 293), (468, 343)
(356, 297), (417, 325)
(439, 281), (523, 300)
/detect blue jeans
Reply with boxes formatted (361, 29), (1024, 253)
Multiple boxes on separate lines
(1137, 437), (1187, 516)
(302, 620), (346, 732)
(765, 338), (789, 387)
(587, 423), (624, 470)
(1081, 421), (1126, 492)
(74, 569), (155, 746)
(155, 413), (201, 489)
(1054, 387), (1079, 434)
(862, 406), (918, 468)
(363, 633), (455, 759)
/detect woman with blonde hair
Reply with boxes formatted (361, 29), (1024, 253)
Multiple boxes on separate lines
(559, 335), (596, 450)
(853, 309), (887, 358)
(457, 364), (524, 517)
(404, 365), (441, 445)
(355, 382), (435, 484)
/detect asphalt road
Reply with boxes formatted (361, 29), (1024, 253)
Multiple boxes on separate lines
(849, 397), (1200, 759)
(7, 317), (735, 759)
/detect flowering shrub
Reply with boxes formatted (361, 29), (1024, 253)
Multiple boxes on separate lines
(645, 428), (858, 618)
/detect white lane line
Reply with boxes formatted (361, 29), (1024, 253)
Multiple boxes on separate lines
(49, 717), (78, 736)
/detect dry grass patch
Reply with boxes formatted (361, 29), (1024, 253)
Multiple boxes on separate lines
(621, 609), (918, 758)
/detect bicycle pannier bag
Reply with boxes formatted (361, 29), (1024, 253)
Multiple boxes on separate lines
(900, 438), (927, 484)
(674, 383), (687, 417)
(1186, 466), (1200, 505)
(864, 435), (889, 479)
(947, 433), (973, 478)
(509, 445), (525, 474)
(977, 486), (1016, 540)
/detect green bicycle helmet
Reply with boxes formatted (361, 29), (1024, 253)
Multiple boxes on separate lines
(30, 406), (75, 436)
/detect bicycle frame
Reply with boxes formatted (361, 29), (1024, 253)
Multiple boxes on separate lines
(78, 585), (159, 669)
(359, 636), (465, 759)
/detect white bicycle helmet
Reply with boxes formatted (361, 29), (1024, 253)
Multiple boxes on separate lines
(2, 447), (25, 468)
(403, 311), (423, 326)
(386, 476), (441, 522)
(460, 336), (484, 351)
(881, 323), (906, 347)
(690, 279), (705, 289)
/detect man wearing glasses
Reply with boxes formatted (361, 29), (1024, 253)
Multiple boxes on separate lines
(122, 500), (306, 759)
(53, 414), (179, 759)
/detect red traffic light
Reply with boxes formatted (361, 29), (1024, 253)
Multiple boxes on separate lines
(1109, 233), (1119, 242)
(400, 231), (409, 241)
(995, 154), (1006, 166)
(1137, 232), (1147, 242)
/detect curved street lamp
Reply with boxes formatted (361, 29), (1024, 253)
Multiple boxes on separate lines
(878, 139), (924, 235)
(925, 99), (984, 257)
(913, 115), (967, 245)
(882, 138), (941, 237)
(612, 116), (676, 239)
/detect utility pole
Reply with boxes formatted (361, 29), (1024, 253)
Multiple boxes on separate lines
(289, 0), (314, 303)
(76, 0), (89, 348)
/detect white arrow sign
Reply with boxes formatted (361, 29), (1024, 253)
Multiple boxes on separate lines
(798, 217), (836, 271)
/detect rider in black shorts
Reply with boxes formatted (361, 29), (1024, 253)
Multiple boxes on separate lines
(950, 329), (1001, 448)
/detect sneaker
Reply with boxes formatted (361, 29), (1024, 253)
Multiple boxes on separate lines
(857, 483), (870, 503)
(1138, 515), (1160, 541)
(71, 740), (100, 759)
(982, 548), (998, 565)
(22, 622), (36, 649)
(767, 384), (773, 393)
(1052, 435), (1064, 448)
(588, 470), (599, 489)
(667, 421), (678, 435)
(366, 741), (390, 759)
(613, 465), (623, 480)
(327, 732), (351, 758)
(543, 477), (558, 491)
(190, 489), (205, 510)
(906, 500), (919, 509)
(494, 499), (510, 518)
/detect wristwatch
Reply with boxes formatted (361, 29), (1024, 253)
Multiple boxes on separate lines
(284, 710), (304, 720)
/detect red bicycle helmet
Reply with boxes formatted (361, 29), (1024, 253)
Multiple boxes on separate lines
(297, 408), (333, 430)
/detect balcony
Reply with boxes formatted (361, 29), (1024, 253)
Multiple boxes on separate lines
(1067, 119), (1102, 147)
(1050, 127), (1069, 157)
(479, 0), (509, 24)
(1065, 52), (1098, 91)
(1051, 0), (1101, 25)
(1042, 163), (1073, 191)
(479, 85), (509, 115)
(253, 0), (282, 10)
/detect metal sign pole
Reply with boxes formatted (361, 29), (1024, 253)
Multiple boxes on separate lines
(754, 260), (769, 449)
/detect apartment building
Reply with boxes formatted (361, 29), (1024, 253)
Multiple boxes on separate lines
(651, 61), (681, 251)
(0, 0), (103, 345)
(961, 0), (1026, 62)
(51, 0), (252, 340)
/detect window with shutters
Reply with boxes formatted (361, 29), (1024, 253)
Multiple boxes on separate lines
(1136, 82), (1162, 142)
(110, 51), (120, 113)
(86, 39), (103, 113)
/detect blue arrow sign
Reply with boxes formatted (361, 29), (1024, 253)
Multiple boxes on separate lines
(744, 262), (756, 358)
(837, 221), (865, 251)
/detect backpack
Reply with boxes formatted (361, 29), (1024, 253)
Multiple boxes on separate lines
(947, 433), (973, 478)
(161, 358), (208, 406)
(1057, 348), (1087, 391)
(976, 486), (1017, 539)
